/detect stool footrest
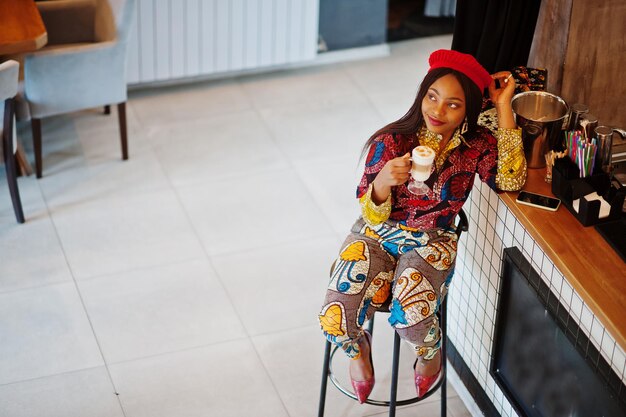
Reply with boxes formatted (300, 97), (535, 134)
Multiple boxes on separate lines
(318, 300), (450, 416)
(326, 344), (445, 406)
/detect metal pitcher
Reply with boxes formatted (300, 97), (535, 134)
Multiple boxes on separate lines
(512, 91), (569, 168)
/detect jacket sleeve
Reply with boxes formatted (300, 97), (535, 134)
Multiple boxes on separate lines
(357, 134), (397, 225)
(494, 128), (527, 191)
(476, 128), (527, 192)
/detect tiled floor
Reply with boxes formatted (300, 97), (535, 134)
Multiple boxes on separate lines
(0, 34), (473, 416)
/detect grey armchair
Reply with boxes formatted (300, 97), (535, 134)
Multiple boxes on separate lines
(1, 60), (25, 223)
(20, 0), (136, 178)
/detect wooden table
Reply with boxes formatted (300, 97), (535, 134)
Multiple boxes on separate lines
(501, 167), (626, 350)
(0, 0), (47, 55)
(0, 0), (47, 175)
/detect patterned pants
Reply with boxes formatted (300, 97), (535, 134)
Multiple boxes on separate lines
(318, 218), (457, 360)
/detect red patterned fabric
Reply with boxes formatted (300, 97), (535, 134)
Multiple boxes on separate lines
(357, 127), (498, 229)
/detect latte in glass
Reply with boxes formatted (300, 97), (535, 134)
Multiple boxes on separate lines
(410, 145), (436, 181)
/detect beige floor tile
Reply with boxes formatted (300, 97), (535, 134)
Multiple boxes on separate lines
(292, 154), (363, 236)
(0, 282), (103, 385)
(38, 150), (171, 209)
(258, 93), (383, 162)
(211, 235), (341, 335)
(0, 367), (123, 417)
(238, 64), (361, 108)
(78, 259), (247, 363)
(0, 178), (72, 292)
(50, 188), (205, 279)
(109, 339), (289, 417)
(343, 35), (451, 98)
(129, 79), (252, 127)
(151, 109), (290, 187)
(176, 168), (334, 256)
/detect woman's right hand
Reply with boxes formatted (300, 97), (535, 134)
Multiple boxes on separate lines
(375, 153), (412, 186)
(371, 153), (411, 203)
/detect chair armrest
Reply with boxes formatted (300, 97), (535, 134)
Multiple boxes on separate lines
(0, 60), (19, 100)
(37, 0), (96, 45)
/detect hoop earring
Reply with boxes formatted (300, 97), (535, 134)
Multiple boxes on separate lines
(460, 118), (468, 135)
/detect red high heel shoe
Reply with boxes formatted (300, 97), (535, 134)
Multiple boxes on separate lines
(349, 330), (374, 404)
(414, 351), (442, 398)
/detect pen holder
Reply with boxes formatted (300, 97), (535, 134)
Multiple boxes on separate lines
(551, 158), (625, 226)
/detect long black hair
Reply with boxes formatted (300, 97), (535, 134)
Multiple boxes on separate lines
(362, 67), (485, 157)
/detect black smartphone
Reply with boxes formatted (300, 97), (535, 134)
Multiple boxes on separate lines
(516, 191), (561, 211)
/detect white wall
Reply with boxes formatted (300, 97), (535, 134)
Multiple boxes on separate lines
(126, 0), (320, 85)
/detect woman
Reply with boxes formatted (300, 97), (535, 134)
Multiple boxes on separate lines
(318, 49), (526, 403)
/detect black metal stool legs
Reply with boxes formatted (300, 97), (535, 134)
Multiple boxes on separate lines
(318, 308), (447, 416)
(441, 298), (448, 417)
(318, 340), (332, 417)
(389, 331), (402, 416)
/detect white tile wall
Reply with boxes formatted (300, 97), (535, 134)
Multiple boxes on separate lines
(449, 180), (626, 417)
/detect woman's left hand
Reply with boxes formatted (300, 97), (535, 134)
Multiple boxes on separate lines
(489, 71), (517, 129)
(488, 71), (516, 107)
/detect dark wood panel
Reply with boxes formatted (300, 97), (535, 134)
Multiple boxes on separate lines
(527, 0), (573, 95)
(529, 0), (625, 128)
(561, 0), (626, 128)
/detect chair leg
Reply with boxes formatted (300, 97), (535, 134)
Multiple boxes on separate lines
(389, 331), (402, 417)
(3, 98), (25, 223)
(441, 299), (447, 417)
(31, 117), (43, 178)
(117, 102), (128, 160)
(317, 341), (332, 417)
(104, 105), (111, 115)
(15, 140), (33, 176)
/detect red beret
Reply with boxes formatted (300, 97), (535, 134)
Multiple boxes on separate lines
(428, 49), (492, 91)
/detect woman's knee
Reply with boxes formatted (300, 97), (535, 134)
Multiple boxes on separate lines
(318, 301), (348, 340)
(318, 301), (367, 359)
(388, 266), (439, 330)
(328, 236), (393, 295)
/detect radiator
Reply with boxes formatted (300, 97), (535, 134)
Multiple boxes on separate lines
(126, 0), (320, 85)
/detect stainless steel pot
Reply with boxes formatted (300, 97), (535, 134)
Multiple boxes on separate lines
(511, 91), (569, 168)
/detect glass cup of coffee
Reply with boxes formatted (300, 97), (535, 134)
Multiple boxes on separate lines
(408, 145), (436, 195)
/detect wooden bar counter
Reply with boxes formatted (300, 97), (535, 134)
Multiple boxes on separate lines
(501, 167), (626, 350)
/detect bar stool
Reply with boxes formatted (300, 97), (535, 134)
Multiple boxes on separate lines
(317, 210), (468, 417)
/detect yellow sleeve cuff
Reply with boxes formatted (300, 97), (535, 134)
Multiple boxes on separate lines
(495, 127), (527, 191)
(359, 184), (391, 226)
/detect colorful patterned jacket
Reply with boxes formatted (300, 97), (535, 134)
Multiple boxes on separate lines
(357, 126), (526, 229)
